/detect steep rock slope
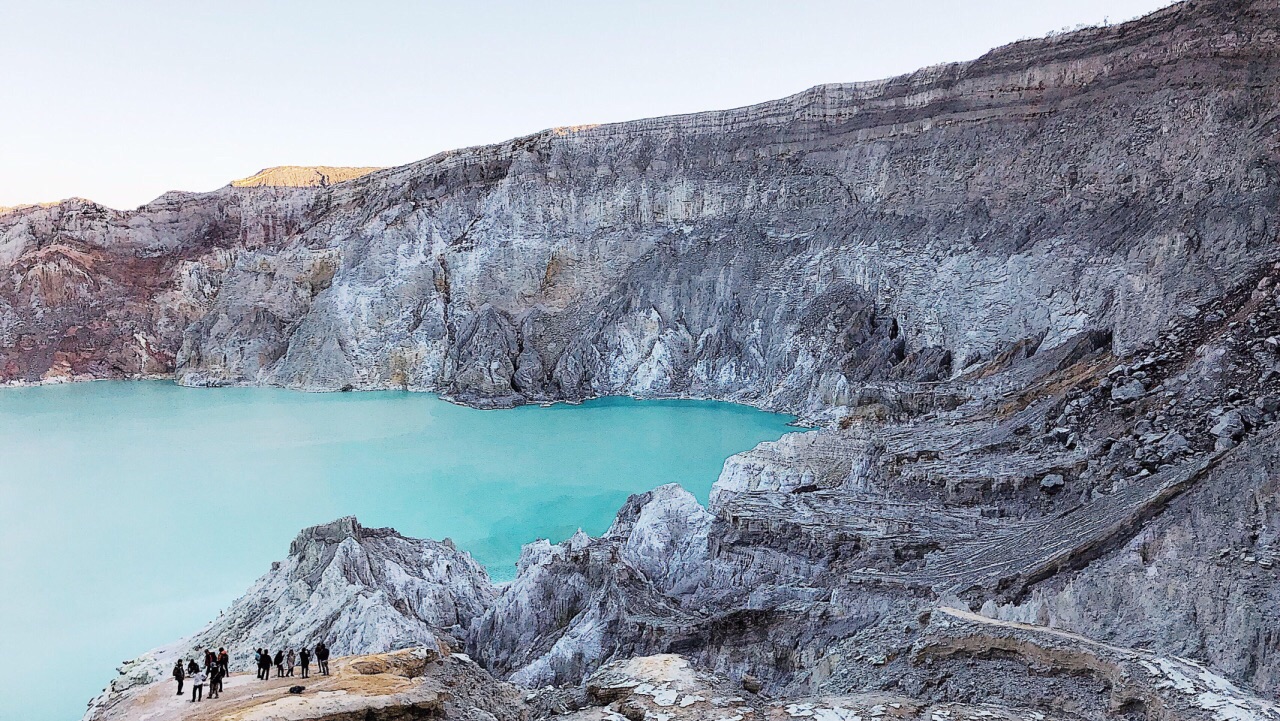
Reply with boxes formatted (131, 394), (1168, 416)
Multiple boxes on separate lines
(464, 261), (1280, 710)
(2, 0), (1276, 417)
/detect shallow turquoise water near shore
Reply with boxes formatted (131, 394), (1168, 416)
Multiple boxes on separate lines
(0, 381), (796, 721)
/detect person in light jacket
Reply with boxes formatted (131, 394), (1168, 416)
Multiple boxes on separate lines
(191, 669), (206, 702)
(286, 648), (296, 677)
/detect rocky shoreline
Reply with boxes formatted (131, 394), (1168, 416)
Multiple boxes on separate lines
(1, 0), (1275, 718)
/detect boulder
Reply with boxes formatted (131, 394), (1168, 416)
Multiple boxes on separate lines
(1210, 410), (1247, 439)
(1111, 379), (1146, 402)
(1040, 474), (1066, 492)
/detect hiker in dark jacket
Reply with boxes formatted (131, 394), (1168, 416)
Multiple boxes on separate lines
(316, 642), (330, 675)
(207, 665), (221, 699)
(218, 648), (229, 678)
(173, 661), (185, 696)
(187, 658), (199, 676)
(274, 649), (284, 677)
(259, 648), (273, 680)
(299, 647), (311, 678)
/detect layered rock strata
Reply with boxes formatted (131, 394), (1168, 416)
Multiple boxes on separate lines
(2, 0), (1275, 419)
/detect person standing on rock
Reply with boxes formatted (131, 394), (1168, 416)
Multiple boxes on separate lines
(286, 648), (296, 677)
(299, 646), (311, 678)
(191, 668), (206, 702)
(274, 649), (284, 678)
(316, 641), (330, 675)
(172, 660), (185, 696)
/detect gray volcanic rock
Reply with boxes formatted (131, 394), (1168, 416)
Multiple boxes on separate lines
(3, 0), (1277, 420)
(188, 516), (495, 662)
(83, 516), (494, 719)
(461, 259), (1280, 713)
(469, 484), (712, 687)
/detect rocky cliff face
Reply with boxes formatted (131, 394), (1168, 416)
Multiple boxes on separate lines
(4, 0), (1276, 417)
(61, 0), (1280, 719)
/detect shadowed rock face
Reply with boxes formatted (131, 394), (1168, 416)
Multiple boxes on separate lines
(461, 261), (1280, 716)
(4, 0), (1277, 417)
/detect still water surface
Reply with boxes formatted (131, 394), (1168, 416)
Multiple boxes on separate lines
(0, 381), (796, 721)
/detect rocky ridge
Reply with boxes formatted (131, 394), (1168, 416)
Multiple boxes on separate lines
(230, 166), (385, 188)
(86, 646), (526, 721)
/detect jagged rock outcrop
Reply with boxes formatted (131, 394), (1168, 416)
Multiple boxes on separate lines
(469, 485), (714, 687)
(83, 515), (494, 719)
(191, 516), (494, 661)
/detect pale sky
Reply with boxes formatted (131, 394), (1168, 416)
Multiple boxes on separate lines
(1, 0), (1174, 210)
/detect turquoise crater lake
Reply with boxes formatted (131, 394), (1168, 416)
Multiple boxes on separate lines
(0, 381), (797, 721)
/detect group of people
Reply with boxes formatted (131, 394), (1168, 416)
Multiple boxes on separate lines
(171, 642), (332, 703)
(171, 649), (228, 702)
(254, 642), (330, 680)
